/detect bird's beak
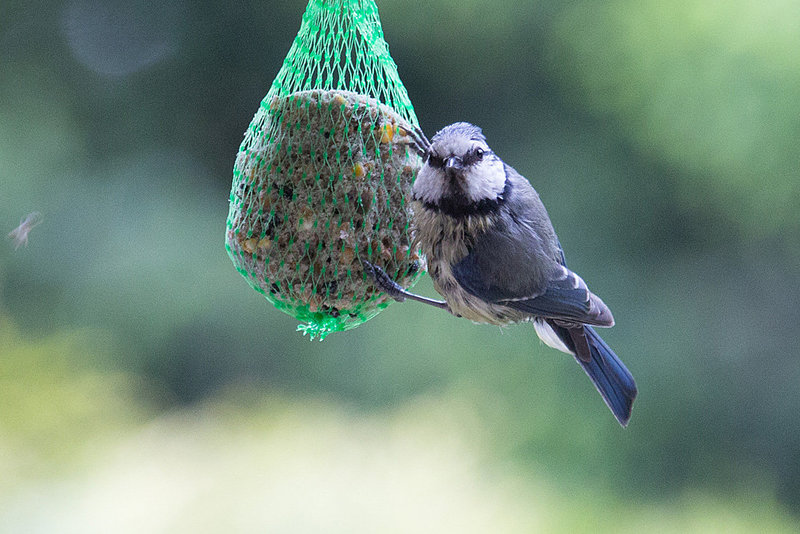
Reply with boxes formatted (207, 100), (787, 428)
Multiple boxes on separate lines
(445, 156), (462, 173)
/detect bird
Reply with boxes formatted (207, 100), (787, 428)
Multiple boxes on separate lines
(364, 122), (637, 426)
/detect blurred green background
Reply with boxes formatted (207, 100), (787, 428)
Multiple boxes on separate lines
(2, 0), (800, 531)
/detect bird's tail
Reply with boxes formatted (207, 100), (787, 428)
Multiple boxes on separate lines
(576, 326), (637, 426)
(543, 321), (637, 426)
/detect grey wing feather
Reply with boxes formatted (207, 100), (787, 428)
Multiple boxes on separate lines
(498, 263), (614, 326)
(451, 166), (614, 327)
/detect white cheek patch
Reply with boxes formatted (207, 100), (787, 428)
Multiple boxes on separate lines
(463, 159), (506, 202)
(412, 165), (448, 204)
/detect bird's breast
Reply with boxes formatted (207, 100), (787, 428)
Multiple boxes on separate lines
(412, 201), (471, 265)
(411, 200), (528, 325)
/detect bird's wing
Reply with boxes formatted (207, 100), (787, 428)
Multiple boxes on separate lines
(449, 210), (550, 303)
(450, 192), (613, 327)
(454, 250), (613, 326)
(499, 264), (614, 326)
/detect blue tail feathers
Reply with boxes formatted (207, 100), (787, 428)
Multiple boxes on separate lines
(551, 322), (637, 426)
(578, 326), (637, 426)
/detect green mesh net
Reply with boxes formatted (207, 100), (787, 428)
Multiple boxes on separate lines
(225, 0), (425, 340)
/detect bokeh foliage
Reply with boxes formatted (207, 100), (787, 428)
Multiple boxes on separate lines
(2, 0), (800, 530)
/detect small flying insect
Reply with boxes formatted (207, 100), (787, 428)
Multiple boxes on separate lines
(8, 212), (43, 250)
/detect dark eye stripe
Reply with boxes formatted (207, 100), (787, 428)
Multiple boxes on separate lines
(462, 147), (488, 166)
(427, 153), (445, 168)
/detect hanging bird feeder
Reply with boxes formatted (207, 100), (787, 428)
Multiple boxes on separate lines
(225, 0), (425, 339)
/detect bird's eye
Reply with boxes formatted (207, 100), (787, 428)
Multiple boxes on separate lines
(462, 147), (485, 166)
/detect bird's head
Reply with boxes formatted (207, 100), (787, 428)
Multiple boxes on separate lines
(412, 122), (507, 213)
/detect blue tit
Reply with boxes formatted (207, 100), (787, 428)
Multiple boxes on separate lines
(365, 122), (637, 426)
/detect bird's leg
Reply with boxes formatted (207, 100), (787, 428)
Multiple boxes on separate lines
(362, 261), (450, 312)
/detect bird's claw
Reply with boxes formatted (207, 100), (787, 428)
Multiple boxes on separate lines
(402, 124), (431, 158)
(362, 260), (406, 302)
